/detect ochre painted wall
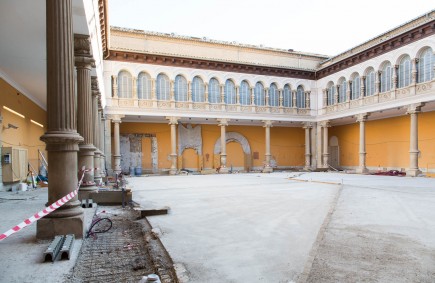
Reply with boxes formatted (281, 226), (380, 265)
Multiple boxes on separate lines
(118, 122), (305, 171)
(329, 111), (435, 170)
(0, 79), (47, 171)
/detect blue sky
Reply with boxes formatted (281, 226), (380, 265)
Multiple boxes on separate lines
(109, 0), (434, 56)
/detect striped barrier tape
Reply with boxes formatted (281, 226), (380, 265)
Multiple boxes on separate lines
(0, 169), (89, 242)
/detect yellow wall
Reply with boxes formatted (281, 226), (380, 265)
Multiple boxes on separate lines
(329, 111), (435, 170)
(0, 78), (47, 172)
(118, 122), (305, 171)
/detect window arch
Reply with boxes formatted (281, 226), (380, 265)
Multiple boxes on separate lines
(118, 70), (133, 98)
(254, 82), (265, 106)
(398, 55), (411, 88)
(351, 74), (360, 100)
(326, 82), (335, 106)
(137, 72), (151, 100)
(365, 68), (375, 96)
(239, 80), (250, 105)
(156, 73), (170, 101)
(192, 76), (205, 102)
(269, 83), (279, 107)
(380, 62), (393, 92)
(224, 80), (236, 104)
(296, 85), (305, 108)
(338, 78), (347, 103)
(174, 75), (188, 101)
(283, 84), (292, 107)
(418, 48), (435, 83)
(208, 78), (220, 103)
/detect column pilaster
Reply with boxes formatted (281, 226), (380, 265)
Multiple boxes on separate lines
(167, 116), (180, 175)
(37, 0), (84, 239)
(322, 121), (330, 168)
(217, 118), (230, 173)
(91, 77), (102, 184)
(303, 122), (312, 170)
(406, 103), (424, 176)
(110, 115), (125, 175)
(356, 113), (370, 174)
(263, 120), (273, 173)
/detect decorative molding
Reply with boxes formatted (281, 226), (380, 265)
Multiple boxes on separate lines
(74, 34), (92, 57)
(98, 0), (110, 58)
(316, 19), (435, 79)
(107, 50), (316, 80)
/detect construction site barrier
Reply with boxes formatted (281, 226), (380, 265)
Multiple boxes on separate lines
(0, 169), (88, 241)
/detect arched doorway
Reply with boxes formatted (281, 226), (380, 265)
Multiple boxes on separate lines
(214, 132), (252, 172)
(329, 136), (340, 169)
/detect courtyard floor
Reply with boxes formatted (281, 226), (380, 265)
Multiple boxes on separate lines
(129, 172), (435, 283)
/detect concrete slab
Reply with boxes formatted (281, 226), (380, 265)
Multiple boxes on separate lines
(129, 173), (339, 282)
(129, 172), (435, 283)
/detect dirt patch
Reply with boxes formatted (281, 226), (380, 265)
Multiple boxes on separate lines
(306, 226), (435, 282)
(65, 207), (178, 283)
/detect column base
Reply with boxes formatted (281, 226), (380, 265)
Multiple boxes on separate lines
(356, 167), (369, 174)
(262, 166), (273, 173)
(303, 166), (312, 171)
(36, 214), (84, 240)
(219, 166), (229, 174)
(169, 168), (178, 175)
(406, 168), (421, 177)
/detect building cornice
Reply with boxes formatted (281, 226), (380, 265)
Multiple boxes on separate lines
(316, 17), (435, 79)
(98, 0), (109, 58)
(107, 50), (316, 80)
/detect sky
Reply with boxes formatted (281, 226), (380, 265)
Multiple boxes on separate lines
(108, 0), (434, 56)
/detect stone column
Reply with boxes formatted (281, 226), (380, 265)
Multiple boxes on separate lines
(412, 58), (419, 85)
(111, 115), (124, 175)
(392, 65), (398, 90)
(360, 76), (366, 98)
(99, 109), (105, 178)
(292, 90), (297, 108)
(316, 123), (323, 169)
(74, 34), (96, 196)
(251, 87), (255, 106)
(236, 86), (240, 105)
(346, 81), (351, 101)
(322, 89), (327, 107)
(91, 77), (102, 184)
(322, 121), (330, 168)
(265, 88), (269, 106)
(220, 84), (225, 104)
(132, 76), (137, 99)
(104, 117), (112, 176)
(305, 91), (311, 108)
(356, 113), (370, 174)
(0, 113), (3, 191)
(37, 0), (84, 239)
(112, 75), (118, 98)
(263, 120), (273, 173)
(278, 89), (283, 107)
(303, 122), (312, 170)
(218, 118), (230, 173)
(406, 103), (424, 176)
(334, 86), (339, 104)
(375, 71), (381, 94)
(204, 83), (209, 103)
(167, 116), (179, 175)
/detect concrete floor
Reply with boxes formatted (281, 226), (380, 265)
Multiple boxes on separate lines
(129, 172), (435, 283)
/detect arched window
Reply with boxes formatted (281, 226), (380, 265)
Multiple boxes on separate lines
(296, 85), (305, 108)
(398, 55), (411, 88)
(118, 71), (133, 98)
(327, 82), (335, 106)
(254, 82), (265, 106)
(156, 73), (170, 100)
(269, 83), (279, 107)
(208, 78), (220, 103)
(283, 84), (292, 107)
(174, 75), (187, 101)
(338, 79), (347, 103)
(239, 80), (250, 105)
(365, 69), (375, 96)
(224, 80), (236, 104)
(137, 72), (151, 100)
(351, 75), (360, 100)
(418, 48), (435, 83)
(380, 63), (393, 92)
(192, 76), (205, 102)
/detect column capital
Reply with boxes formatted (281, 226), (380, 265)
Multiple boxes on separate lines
(356, 113), (370, 122)
(406, 103), (425, 114)
(166, 116), (180, 125)
(108, 114), (125, 122)
(217, 118), (230, 126)
(320, 120), (330, 127)
(74, 34), (92, 57)
(302, 122), (313, 129)
(262, 120), (273, 128)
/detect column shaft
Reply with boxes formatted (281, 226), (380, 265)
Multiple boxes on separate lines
(263, 121), (273, 173)
(406, 105), (422, 176)
(322, 122), (329, 168)
(218, 119), (229, 173)
(304, 124), (311, 169)
(38, 0), (84, 239)
(356, 114), (369, 174)
(169, 120), (178, 175)
(113, 119), (122, 174)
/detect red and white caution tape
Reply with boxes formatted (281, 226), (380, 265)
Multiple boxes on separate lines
(0, 170), (88, 242)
